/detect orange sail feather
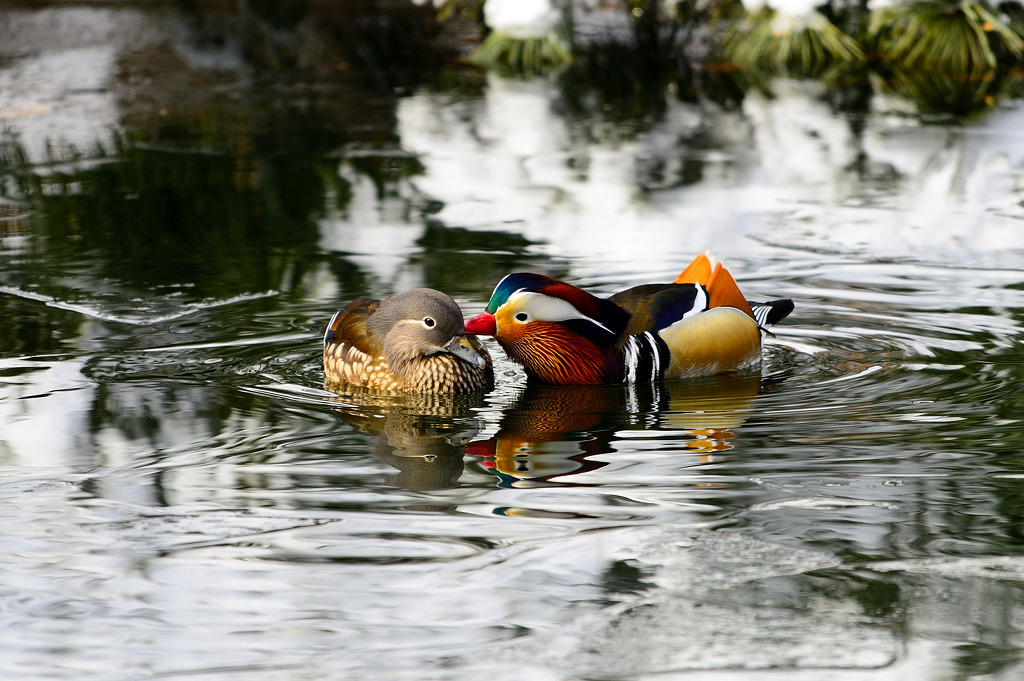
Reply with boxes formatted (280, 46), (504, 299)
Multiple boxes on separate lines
(674, 253), (754, 319)
(673, 252), (713, 285)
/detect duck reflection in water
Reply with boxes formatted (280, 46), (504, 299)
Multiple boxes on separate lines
(467, 372), (766, 488)
(328, 390), (486, 493)
(327, 372), (768, 492)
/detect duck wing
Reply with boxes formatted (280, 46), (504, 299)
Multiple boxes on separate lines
(324, 297), (384, 353)
(323, 298), (388, 388)
(609, 283), (704, 338)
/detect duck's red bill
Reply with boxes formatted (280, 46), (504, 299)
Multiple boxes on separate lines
(464, 438), (497, 458)
(465, 312), (496, 335)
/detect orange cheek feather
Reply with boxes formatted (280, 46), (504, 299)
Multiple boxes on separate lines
(495, 319), (610, 385)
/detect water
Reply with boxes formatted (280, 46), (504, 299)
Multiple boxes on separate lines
(3, 4), (1024, 680)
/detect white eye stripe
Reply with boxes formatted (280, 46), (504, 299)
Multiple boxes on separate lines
(507, 291), (613, 335)
(396, 318), (437, 330)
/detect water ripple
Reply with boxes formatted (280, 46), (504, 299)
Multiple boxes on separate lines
(0, 284), (279, 325)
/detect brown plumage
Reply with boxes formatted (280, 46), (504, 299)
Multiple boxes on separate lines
(323, 288), (493, 395)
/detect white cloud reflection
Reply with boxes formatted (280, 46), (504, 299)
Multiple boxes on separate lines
(395, 75), (1024, 276)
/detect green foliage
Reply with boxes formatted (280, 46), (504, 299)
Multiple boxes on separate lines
(435, 0), (486, 22)
(871, 0), (1024, 71)
(723, 7), (863, 71)
(470, 29), (572, 76)
(878, 64), (1024, 116)
(450, 0), (1024, 85)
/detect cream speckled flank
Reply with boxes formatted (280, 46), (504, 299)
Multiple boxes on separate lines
(324, 340), (491, 395)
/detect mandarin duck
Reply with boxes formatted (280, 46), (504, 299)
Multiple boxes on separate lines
(464, 253), (793, 385)
(323, 288), (493, 395)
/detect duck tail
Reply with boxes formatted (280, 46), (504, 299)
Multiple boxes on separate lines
(750, 298), (795, 329)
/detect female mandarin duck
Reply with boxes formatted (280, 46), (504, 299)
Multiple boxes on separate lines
(464, 253), (793, 385)
(323, 288), (493, 394)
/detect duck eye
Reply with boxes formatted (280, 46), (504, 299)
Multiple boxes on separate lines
(423, 317), (435, 328)
(515, 312), (529, 322)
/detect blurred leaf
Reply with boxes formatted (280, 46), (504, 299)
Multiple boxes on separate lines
(723, 7), (863, 72)
(871, 0), (1024, 72)
(470, 30), (572, 76)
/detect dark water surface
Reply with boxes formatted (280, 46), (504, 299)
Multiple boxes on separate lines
(3, 4), (1024, 680)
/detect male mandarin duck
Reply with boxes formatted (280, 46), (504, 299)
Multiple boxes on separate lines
(323, 288), (493, 394)
(464, 253), (793, 385)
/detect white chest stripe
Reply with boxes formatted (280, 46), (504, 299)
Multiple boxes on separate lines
(645, 331), (661, 382)
(622, 332), (662, 384)
(624, 335), (640, 383)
